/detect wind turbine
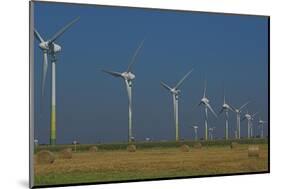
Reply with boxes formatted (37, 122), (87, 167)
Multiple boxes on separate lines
(34, 139), (39, 147)
(198, 81), (217, 141)
(258, 117), (267, 138)
(234, 129), (238, 139)
(192, 125), (199, 141)
(251, 112), (258, 138)
(160, 69), (193, 142)
(218, 88), (234, 140)
(208, 127), (215, 140)
(34, 17), (80, 145)
(243, 111), (258, 139)
(102, 39), (145, 143)
(229, 101), (250, 139)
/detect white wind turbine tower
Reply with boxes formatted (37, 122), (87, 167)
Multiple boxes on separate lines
(208, 127), (215, 140)
(192, 125), (199, 141)
(234, 130), (238, 139)
(218, 88), (234, 140)
(160, 69), (193, 142)
(198, 81), (217, 141)
(34, 17), (80, 145)
(243, 111), (258, 139)
(258, 117), (267, 138)
(229, 101), (250, 139)
(102, 39), (145, 143)
(250, 112), (258, 138)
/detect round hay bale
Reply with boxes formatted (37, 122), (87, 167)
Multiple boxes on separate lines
(230, 142), (239, 149)
(194, 142), (202, 149)
(89, 146), (98, 152)
(180, 144), (190, 152)
(248, 145), (259, 158)
(59, 148), (72, 159)
(127, 144), (136, 152)
(36, 150), (55, 164)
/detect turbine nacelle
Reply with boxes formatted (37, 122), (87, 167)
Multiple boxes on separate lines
(222, 103), (231, 110)
(121, 72), (135, 81)
(39, 41), (61, 53)
(171, 88), (180, 96)
(39, 41), (49, 50)
(259, 120), (266, 124)
(201, 97), (209, 105)
(245, 113), (251, 120)
(50, 43), (62, 53)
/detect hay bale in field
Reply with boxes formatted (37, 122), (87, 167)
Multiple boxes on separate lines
(230, 142), (239, 149)
(193, 142), (202, 149)
(59, 148), (72, 159)
(89, 146), (98, 152)
(180, 144), (190, 152)
(127, 144), (136, 152)
(36, 150), (55, 164)
(248, 145), (259, 158)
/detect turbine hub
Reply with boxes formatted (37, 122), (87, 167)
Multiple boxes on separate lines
(171, 88), (180, 95)
(245, 114), (251, 120)
(122, 72), (135, 80)
(39, 41), (49, 50)
(201, 97), (209, 104)
(50, 43), (62, 53)
(259, 120), (265, 124)
(223, 103), (230, 109)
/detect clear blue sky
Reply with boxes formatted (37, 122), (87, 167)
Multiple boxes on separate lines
(33, 2), (269, 144)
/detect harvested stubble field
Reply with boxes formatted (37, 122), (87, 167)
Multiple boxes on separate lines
(34, 143), (268, 186)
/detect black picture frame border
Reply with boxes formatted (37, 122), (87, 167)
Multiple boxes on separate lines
(29, 1), (270, 188)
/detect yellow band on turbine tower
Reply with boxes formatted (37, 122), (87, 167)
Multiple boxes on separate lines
(50, 105), (56, 145)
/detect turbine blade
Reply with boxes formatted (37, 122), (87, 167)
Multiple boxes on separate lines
(227, 105), (235, 112)
(206, 103), (217, 118)
(205, 106), (208, 120)
(48, 17), (80, 43)
(41, 51), (48, 98)
(229, 103), (237, 112)
(174, 69), (193, 89)
(102, 69), (122, 77)
(39, 51), (48, 114)
(160, 81), (172, 91)
(252, 112), (258, 118)
(239, 101), (250, 111)
(34, 28), (45, 43)
(203, 80), (207, 98)
(127, 39), (145, 72)
(173, 94), (176, 124)
(223, 86), (226, 104)
(219, 108), (224, 115)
